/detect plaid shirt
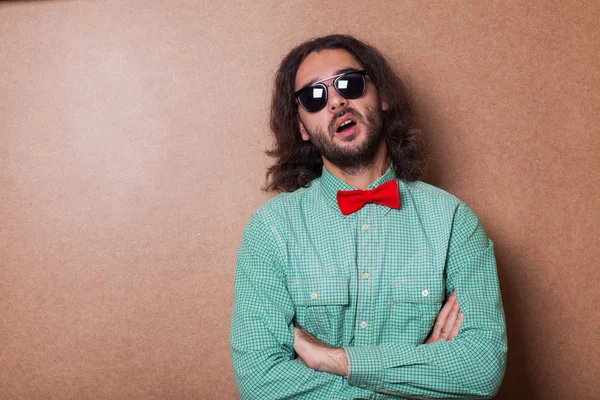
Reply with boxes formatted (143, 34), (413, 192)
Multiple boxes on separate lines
(230, 166), (507, 399)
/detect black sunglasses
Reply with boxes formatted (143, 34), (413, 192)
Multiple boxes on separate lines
(294, 70), (368, 113)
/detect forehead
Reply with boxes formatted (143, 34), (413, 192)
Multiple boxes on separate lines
(294, 49), (363, 90)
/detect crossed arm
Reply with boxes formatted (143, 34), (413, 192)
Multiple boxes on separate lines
(293, 290), (465, 377)
(230, 205), (507, 399)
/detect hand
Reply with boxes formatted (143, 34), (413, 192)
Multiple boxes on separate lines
(425, 290), (464, 344)
(293, 327), (348, 376)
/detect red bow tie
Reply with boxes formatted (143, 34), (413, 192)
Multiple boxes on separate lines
(336, 180), (400, 216)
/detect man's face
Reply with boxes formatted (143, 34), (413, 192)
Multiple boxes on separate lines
(294, 49), (388, 170)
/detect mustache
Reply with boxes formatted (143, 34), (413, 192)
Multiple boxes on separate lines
(329, 107), (365, 134)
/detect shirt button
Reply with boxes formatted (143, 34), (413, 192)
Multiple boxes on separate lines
(362, 272), (370, 279)
(362, 224), (369, 231)
(310, 292), (318, 300)
(360, 383), (367, 388)
(422, 289), (429, 297)
(360, 321), (368, 329)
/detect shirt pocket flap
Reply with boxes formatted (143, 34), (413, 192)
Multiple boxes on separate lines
(288, 279), (349, 306)
(392, 277), (444, 302)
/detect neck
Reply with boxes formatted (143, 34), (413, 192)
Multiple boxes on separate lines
(323, 140), (390, 190)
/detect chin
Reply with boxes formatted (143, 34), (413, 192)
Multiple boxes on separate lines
(333, 126), (363, 142)
(335, 130), (363, 144)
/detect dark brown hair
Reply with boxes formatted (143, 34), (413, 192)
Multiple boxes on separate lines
(264, 34), (426, 193)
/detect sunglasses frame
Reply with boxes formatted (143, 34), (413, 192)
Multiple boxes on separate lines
(294, 70), (368, 113)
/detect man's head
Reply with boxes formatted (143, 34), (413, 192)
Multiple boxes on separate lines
(295, 49), (387, 176)
(265, 34), (425, 192)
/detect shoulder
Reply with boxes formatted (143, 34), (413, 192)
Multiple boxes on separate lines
(401, 180), (462, 212)
(251, 179), (322, 224)
(400, 180), (483, 227)
(241, 180), (321, 255)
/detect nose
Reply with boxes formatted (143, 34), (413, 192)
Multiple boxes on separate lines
(327, 85), (347, 112)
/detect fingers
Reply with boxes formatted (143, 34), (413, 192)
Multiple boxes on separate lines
(449, 312), (465, 339)
(426, 290), (466, 344)
(442, 295), (462, 340)
(445, 291), (464, 341)
(293, 327), (302, 352)
(427, 291), (456, 343)
(292, 327), (324, 371)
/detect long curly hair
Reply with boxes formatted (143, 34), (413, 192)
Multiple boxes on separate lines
(264, 34), (426, 193)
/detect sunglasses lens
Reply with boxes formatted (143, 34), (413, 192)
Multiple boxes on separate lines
(297, 85), (327, 112)
(335, 72), (366, 99)
(296, 71), (367, 112)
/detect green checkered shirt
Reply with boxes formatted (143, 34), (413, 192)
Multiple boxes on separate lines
(230, 166), (507, 399)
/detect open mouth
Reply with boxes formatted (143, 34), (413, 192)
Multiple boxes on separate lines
(336, 119), (357, 133)
(334, 113), (359, 135)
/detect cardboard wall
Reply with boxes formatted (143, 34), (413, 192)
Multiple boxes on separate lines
(1, 1), (598, 398)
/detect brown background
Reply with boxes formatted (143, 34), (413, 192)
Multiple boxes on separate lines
(1, 1), (599, 399)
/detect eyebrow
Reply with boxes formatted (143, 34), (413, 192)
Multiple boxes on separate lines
(299, 67), (361, 90)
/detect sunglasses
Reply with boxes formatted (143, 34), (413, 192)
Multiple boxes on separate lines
(294, 70), (368, 113)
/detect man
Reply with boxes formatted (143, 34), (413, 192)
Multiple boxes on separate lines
(230, 34), (507, 399)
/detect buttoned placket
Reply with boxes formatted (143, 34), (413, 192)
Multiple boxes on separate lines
(355, 203), (375, 346)
(318, 167), (398, 349)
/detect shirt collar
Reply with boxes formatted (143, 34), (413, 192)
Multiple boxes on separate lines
(319, 165), (398, 215)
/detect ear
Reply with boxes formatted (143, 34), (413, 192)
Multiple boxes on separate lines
(380, 98), (389, 112)
(298, 118), (310, 141)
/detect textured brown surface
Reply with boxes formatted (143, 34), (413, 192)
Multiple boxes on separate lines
(1, 1), (599, 399)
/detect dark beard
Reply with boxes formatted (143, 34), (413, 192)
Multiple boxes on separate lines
(303, 105), (383, 175)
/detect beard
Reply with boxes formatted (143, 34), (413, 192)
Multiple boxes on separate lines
(302, 105), (384, 175)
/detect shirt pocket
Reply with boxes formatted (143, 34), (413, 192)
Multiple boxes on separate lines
(389, 278), (444, 345)
(288, 279), (348, 347)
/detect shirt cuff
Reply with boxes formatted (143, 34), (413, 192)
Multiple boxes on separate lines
(344, 346), (384, 392)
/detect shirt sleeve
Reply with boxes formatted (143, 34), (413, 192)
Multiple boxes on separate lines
(231, 212), (396, 400)
(344, 203), (508, 399)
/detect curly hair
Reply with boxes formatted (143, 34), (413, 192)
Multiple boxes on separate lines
(264, 34), (426, 193)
